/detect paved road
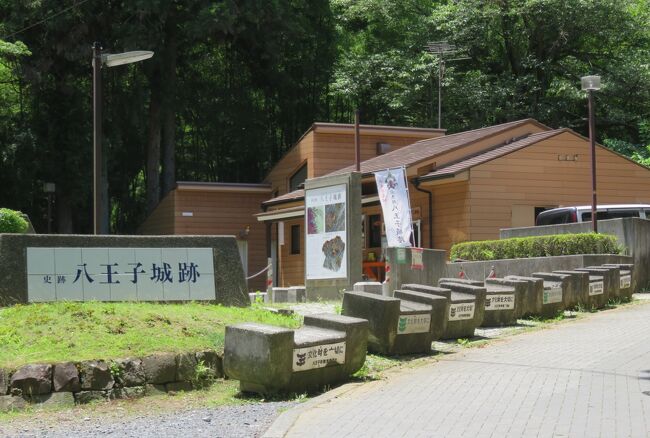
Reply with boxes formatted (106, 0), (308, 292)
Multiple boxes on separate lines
(267, 300), (650, 438)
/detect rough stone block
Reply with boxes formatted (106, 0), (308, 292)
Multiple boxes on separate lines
(481, 284), (519, 326)
(551, 271), (590, 309)
(485, 277), (529, 318)
(301, 314), (368, 376)
(394, 289), (448, 341)
(439, 282), (487, 327)
(74, 390), (107, 404)
(532, 273), (572, 309)
(114, 358), (145, 387)
(224, 323), (294, 393)
(166, 381), (193, 393)
(353, 282), (383, 295)
(143, 353), (178, 384)
(225, 314), (368, 395)
(78, 360), (114, 391)
(401, 284), (478, 340)
(504, 275), (563, 318)
(288, 314), (368, 393)
(504, 276), (544, 317)
(603, 263), (635, 300)
(111, 386), (146, 399)
(577, 266), (619, 300)
(29, 391), (75, 408)
(437, 277), (484, 287)
(10, 364), (52, 395)
(0, 395), (28, 412)
(195, 350), (224, 379)
(52, 362), (81, 392)
(176, 352), (198, 383)
(144, 384), (167, 396)
(342, 291), (401, 354)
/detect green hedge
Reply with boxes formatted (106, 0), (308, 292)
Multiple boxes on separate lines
(449, 233), (622, 261)
(0, 208), (28, 233)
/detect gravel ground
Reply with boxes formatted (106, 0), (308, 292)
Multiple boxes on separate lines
(1, 401), (296, 438)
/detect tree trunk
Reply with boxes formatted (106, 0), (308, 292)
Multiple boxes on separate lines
(56, 192), (73, 234)
(161, 17), (178, 197)
(146, 87), (162, 214)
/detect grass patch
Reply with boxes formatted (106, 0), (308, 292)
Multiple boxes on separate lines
(0, 301), (300, 369)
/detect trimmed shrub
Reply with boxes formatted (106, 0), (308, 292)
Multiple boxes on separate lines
(450, 233), (622, 261)
(0, 208), (29, 233)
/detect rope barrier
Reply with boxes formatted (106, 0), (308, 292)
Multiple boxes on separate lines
(246, 264), (271, 281)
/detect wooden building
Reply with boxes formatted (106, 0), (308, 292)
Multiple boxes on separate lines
(138, 182), (271, 291)
(257, 119), (650, 287)
(139, 123), (443, 291)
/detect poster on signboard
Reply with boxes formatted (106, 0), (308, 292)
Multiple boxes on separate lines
(375, 167), (413, 247)
(305, 184), (348, 280)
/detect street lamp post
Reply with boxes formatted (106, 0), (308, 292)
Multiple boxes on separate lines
(581, 75), (601, 233)
(92, 42), (153, 235)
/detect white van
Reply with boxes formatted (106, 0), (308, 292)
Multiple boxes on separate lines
(535, 204), (650, 226)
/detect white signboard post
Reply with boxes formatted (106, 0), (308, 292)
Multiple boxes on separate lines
(375, 167), (413, 247)
(26, 247), (215, 302)
(305, 184), (348, 280)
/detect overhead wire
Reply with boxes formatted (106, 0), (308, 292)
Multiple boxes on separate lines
(0, 0), (91, 41)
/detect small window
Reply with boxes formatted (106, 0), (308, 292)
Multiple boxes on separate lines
(291, 224), (301, 255)
(289, 163), (308, 192)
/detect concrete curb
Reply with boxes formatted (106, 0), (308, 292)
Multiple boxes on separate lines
(261, 381), (365, 438)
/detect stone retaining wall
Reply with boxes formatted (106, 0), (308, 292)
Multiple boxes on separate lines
(0, 350), (223, 412)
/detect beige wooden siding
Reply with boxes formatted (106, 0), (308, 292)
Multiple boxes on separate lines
(174, 190), (269, 292)
(265, 132), (315, 197)
(311, 133), (433, 177)
(431, 181), (470, 251)
(138, 191), (176, 235)
(467, 131), (650, 242)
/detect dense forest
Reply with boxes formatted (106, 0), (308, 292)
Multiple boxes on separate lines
(1, 0), (649, 233)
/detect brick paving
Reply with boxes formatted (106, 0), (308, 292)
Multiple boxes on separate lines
(271, 299), (650, 438)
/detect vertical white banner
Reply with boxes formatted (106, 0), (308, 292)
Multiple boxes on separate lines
(375, 167), (413, 247)
(305, 184), (348, 279)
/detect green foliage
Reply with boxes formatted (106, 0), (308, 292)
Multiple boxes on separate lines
(0, 208), (28, 233)
(450, 233), (622, 261)
(0, 302), (299, 369)
(1, 1), (650, 233)
(109, 361), (122, 380)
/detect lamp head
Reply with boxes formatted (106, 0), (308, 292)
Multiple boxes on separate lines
(581, 75), (601, 91)
(102, 51), (154, 67)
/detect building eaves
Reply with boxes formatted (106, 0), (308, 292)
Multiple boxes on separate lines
(418, 129), (567, 181)
(325, 118), (551, 177)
